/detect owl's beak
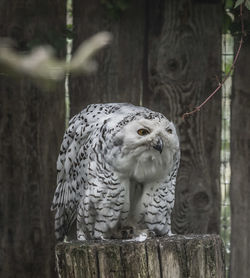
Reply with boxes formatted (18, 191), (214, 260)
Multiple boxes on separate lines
(153, 137), (163, 153)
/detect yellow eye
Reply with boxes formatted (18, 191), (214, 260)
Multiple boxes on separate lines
(137, 129), (150, 136)
(167, 128), (173, 134)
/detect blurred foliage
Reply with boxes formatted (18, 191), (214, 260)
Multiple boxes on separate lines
(101, 0), (130, 20)
(220, 30), (234, 276)
(0, 32), (112, 90)
(223, 12), (234, 34)
(66, 0), (73, 38)
(223, 53), (234, 76)
(223, 0), (250, 36)
(65, 28), (74, 40)
(221, 203), (231, 276)
(67, 0), (73, 17)
(234, 0), (250, 9)
(26, 30), (66, 54)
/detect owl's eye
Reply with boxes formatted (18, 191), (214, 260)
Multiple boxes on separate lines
(167, 128), (173, 134)
(137, 129), (150, 136)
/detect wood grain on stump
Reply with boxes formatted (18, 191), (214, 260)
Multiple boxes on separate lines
(56, 234), (225, 278)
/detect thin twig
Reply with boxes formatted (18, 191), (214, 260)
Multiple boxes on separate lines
(182, 4), (245, 120)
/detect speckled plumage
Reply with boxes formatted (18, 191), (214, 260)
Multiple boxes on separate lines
(51, 103), (180, 241)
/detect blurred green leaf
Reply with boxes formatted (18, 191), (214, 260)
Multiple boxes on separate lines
(234, 0), (250, 9)
(225, 0), (234, 9)
(234, 0), (244, 8)
(65, 28), (74, 39)
(67, 24), (73, 31)
(245, 0), (250, 10)
(116, 0), (129, 11)
(223, 12), (233, 33)
(101, 0), (130, 20)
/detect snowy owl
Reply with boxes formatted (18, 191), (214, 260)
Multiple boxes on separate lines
(52, 103), (180, 241)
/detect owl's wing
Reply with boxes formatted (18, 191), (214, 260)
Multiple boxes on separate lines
(51, 111), (90, 240)
(51, 103), (130, 240)
(170, 149), (180, 187)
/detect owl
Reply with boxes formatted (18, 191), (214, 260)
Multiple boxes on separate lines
(51, 103), (180, 241)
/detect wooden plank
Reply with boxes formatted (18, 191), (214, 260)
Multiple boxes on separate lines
(145, 240), (161, 278)
(98, 243), (123, 278)
(185, 235), (225, 277)
(70, 0), (146, 116)
(55, 235), (225, 278)
(0, 1), (66, 277)
(144, 0), (222, 234)
(120, 241), (148, 278)
(230, 9), (250, 278)
(158, 238), (184, 277)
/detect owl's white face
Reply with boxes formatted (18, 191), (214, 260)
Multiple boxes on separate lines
(111, 117), (179, 183)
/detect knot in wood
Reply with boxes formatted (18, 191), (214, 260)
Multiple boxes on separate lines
(167, 58), (179, 72)
(192, 191), (210, 211)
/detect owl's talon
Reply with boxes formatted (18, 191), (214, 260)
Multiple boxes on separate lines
(77, 235), (86, 241)
(168, 231), (175, 236)
(134, 232), (148, 242)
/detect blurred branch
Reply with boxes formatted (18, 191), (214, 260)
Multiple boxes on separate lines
(0, 31), (112, 89)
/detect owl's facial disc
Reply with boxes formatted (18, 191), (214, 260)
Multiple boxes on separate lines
(111, 117), (178, 182)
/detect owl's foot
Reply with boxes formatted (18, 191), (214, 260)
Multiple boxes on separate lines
(132, 232), (148, 242)
(93, 230), (109, 240)
(121, 229), (153, 242)
(63, 237), (70, 243)
(77, 232), (86, 241)
(167, 231), (175, 236)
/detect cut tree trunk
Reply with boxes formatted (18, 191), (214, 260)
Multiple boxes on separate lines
(56, 234), (225, 278)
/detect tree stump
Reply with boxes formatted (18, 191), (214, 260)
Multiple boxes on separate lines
(55, 234), (225, 278)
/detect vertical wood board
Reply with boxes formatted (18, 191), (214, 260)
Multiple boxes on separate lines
(0, 1), (66, 277)
(144, 0), (222, 234)
(70, 0), (146, 116)
(230, 9), (250, 278)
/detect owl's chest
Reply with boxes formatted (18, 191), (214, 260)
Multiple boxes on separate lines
(129, 152), (168, 184)
(122, 180), (158, 228)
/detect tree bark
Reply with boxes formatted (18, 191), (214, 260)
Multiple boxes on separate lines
(56, 234), (225, 278)
(144, 0), (222, 234)
(230, 9), (250, 278)
(0, 1), (66, 277)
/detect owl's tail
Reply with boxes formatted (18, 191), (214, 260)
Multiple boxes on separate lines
(53, 207), (76, 241)
(54, 208), (66, 240)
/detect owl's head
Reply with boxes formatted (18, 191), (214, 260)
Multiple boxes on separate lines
(108, 114), (179, 183)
